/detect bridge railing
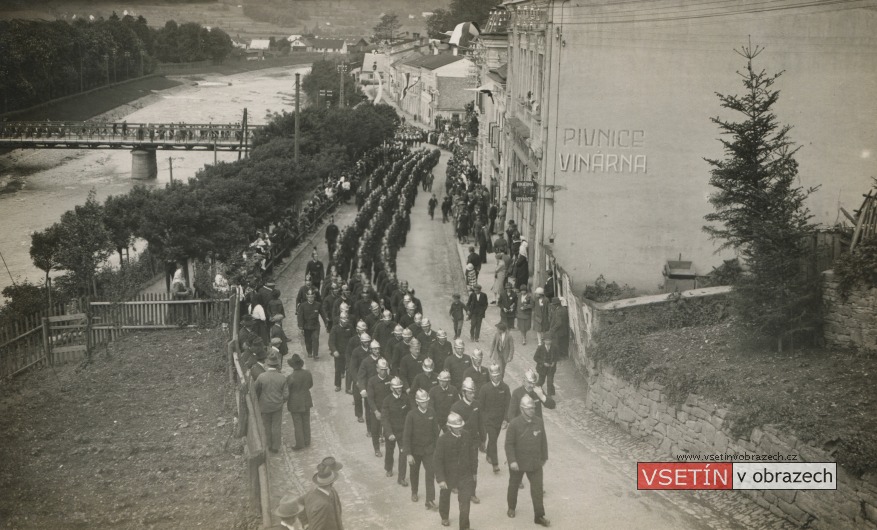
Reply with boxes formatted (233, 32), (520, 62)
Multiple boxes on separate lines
(0, 121), (261, 145)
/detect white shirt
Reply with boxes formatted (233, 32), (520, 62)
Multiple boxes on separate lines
(250, 304), (266, 321)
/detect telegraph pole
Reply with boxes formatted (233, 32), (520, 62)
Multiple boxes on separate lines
(294, 73), (300, 163)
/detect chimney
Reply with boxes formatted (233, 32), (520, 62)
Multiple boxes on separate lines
(453, 46), (458, 56)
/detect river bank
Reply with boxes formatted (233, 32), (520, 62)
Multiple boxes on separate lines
(0, 64), (311, 297)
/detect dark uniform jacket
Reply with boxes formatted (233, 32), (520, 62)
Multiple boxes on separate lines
(367, 374), (392, 412)
(286, 368), (314, 413)
(477, 381), (510, 429)
(398, 354), (423, 389)
(403, 405), (440, 456)
(372, 320), (395, 351)
(533, 344), (558, 376)
(505, 415), (548, 472)
(305, 259), (325, 283)
(507, 386), (556, 422)
(444, 354), (472, 392)
(382, 393), (410, 441)
(297, 300), (326, 330)
(392, 340), (412, 377)
(434, 429), (478, 488)
(357, 354), (382, 393)
(296, 284), (321, 308)
(418, 330), (438, 352)
(398, 312), (415, 329)
(349, 345), (370, 384)
(409, 371), (439, 409)
(301, 487), (343, 530)
(429, 383), (458, 427)
(332, 295), (354, 323)
(463, 366), (490, 395)
(429, 340), (453, 371)
(466, 293), (488, 318)
(450, 398), (483, 442)
(328, 322), (355, 355)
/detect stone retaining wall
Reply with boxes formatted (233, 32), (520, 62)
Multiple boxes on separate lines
(822, 270), (877, 351)
(588, 367), (877, 528)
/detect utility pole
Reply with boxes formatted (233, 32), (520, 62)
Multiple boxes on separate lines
(294, 73), (300, 163)
(168, 157), (174, 183)
(336, 63), (348, 108)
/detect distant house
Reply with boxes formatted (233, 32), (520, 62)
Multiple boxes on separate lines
(248, 39), (271, 59)
(304, 38), (348, 54)
(436, 76), (474, 122)
(287, 34), (309, 52)
(345, 38), (370, 53)
(391, 53), (474, 127)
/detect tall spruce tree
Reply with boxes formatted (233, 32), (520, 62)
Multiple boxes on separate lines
(703, 44), (820, 351)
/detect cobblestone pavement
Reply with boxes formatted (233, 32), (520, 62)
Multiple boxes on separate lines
(263, 147), (797, 529)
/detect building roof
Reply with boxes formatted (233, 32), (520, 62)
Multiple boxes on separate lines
(401, 53), (464, 71)
(488, 63), (508, 83)
(306, 38), (346, 49)
(249, 39), (270, 50)
(436, 76), (474, 111)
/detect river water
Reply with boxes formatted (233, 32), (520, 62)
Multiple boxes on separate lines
(0, 66), (311, 297)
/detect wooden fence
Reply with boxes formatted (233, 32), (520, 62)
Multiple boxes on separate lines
(90, 293), (233, 344)
(227, 293), (273, 526)
(0, 303), (67, 379)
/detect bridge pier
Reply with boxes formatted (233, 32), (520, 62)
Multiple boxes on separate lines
(131, 148), (157, 179)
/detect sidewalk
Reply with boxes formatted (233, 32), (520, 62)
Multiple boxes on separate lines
(448, 194), (794, 529)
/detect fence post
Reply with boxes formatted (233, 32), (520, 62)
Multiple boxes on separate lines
(42, 317), (51, 366)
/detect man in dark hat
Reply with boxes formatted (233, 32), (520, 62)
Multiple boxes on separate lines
(254, 352), (288, 453)
(274, 494), (306, 529)
(287, 354), (314, 450)
(466, 285), (488, 342)
(301, 458), (344, 530)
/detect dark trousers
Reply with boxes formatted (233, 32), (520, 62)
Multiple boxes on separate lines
(289, 409), (310, 448)
(334, 354), (345, 388)
(363, 398), (373, 435)
(507, 466), (545, 520)
(485, 425), (501, 465)
(353, 392), (364, 419)
(469, 317), (483, 341)
(345, 355), (354, 392)
(385, 436), (406, 480)
(369, 410), (382, 452)
(537, 368), (556, 397)
(303, 328), (320, 358)
(439, 476), (474, 529)
(410, 453), (436, 502)
(261, 410), (283, 451)
(453, 318), (463, 340)
(328, 240), (337, 257)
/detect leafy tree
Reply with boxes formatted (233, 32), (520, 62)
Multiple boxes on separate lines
(425, 9), (453, 40)
(0, 281), (56, 325)
(206, 27), (233, 64)
(103, 188), (150, 264)
(29, 223), (64, 308)
(703, 44), (820, 351)
(301, 61), (359, 106)
(55, 190), (115, 296)
(374, 13), (402, 42)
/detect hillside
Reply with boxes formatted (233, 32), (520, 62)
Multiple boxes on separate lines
(0, 0), (450, 39)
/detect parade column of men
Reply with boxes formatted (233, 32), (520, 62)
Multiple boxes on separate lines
(239, 145), (565, 528)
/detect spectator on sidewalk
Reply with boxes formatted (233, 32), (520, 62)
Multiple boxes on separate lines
(286, 354), (314, 450)
(254, 352), (288, 453)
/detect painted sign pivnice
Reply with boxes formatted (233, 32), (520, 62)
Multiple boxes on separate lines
(511, 180), (537, 202)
